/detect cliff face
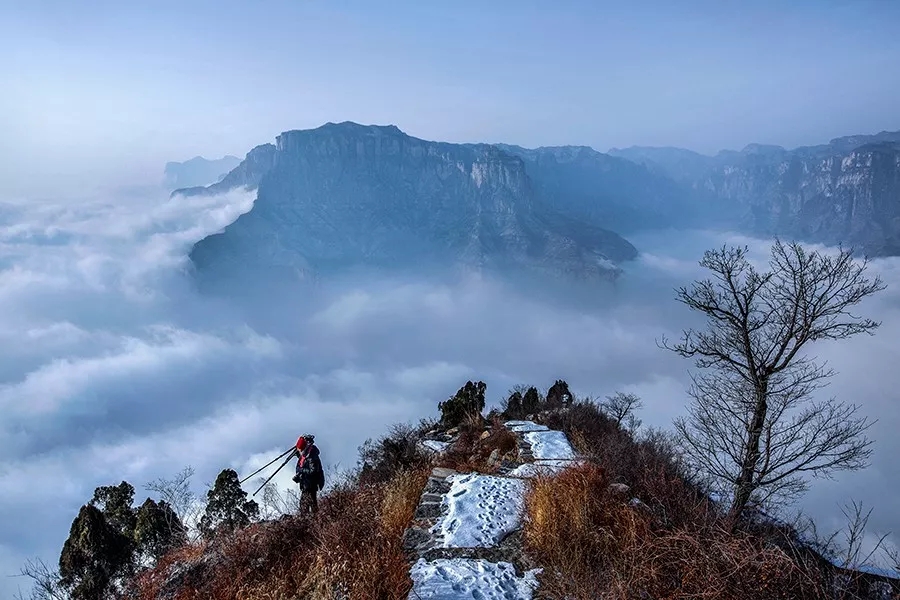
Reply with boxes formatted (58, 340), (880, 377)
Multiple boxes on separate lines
(613, 131), (900, 256)
(187, 123), (637, 281)
(701, 140), (900, 255)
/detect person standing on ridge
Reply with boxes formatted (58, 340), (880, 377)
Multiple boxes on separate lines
(292, 433), (324, 514)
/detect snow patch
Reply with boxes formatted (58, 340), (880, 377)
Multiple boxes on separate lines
(523, 430), (575, 460)
(504, 420), (549, 433)
(408, 558), (540, 599)
(421, 439), (450, 454)
(507, 459), (579, 478)
(432, 473), (526, 548)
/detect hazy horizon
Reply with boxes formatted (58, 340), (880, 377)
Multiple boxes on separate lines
(4, 0), (900, 196)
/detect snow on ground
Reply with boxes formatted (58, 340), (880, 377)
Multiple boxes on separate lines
(524, 430), (575, 460)
(504, 420), (549, 433)
(421, 439), (450, 453)
(432, 473), (527, 548)
(507, 459), (580, 478)
(408, 558), (540, 600)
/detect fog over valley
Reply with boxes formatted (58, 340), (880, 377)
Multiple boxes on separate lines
(2, 181), (899, 595)
(3, 2), (900, 598)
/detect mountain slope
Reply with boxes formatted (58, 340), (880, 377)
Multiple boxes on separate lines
(184, 123), (637, 282)
(613, 132), (900, 256)
(497, 144), (722, 233)
(163, 155), (242, 189)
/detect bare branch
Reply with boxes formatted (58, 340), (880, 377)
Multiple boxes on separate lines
(662, 240), (884, 521)
(13, 558), (67, 600)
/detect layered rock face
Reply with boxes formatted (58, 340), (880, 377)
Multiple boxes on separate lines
(701, 140), (900, 255)
(185, 123), (637, 281)
(613, 132), (900, 256)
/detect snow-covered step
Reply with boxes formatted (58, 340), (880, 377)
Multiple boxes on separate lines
(420, 439), (451, 454)
(431, 472), (527, 548)
(522, 430), (576, 461)
(504, 420), (550, 433)
(408, 558), (540, 600)
(506, 458), (581, 478)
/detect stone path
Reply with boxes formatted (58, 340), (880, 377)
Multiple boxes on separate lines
(404, 420), (579, 599)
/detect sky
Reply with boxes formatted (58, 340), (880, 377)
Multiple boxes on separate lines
(2, 0), (900, 196)
(2, 1), (900, 596)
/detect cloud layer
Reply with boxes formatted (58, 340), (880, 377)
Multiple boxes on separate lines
(1, 191), (898, 596)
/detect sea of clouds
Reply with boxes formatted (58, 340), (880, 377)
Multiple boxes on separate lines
(1, 187), (899, 596)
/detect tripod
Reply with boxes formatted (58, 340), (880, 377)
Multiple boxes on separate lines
(240, 446), (297, 497)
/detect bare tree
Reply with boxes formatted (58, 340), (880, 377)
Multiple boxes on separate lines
(660, 240), (884, 524)
(145, 466), (204, 542)
(12, 558), (68, 600)
(259, 482), (301, 519)
(601, 391), (643, 432)
(836, 500), (891, 572)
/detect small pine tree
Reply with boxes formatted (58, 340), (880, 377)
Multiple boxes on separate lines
(198, 469), (260, 540)
(90, 481), (137, 540)
(521, 386), (541, 416)
(502, 390), (524, 419)
(546, 380), (572, 409)
(438, 381), (486, 428)
(59, 504), (133, 600)
(134, 498), (188, 562)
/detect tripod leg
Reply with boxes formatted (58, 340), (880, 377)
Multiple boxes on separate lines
(252, 451), (296, 497)
(240, 446), (294, 484)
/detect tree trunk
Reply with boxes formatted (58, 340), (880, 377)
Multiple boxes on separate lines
(729, 379), (768, 527)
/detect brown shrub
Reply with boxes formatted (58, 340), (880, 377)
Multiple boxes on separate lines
(543, 400), (714, 531)
(526, 402), (833, 599)
(436, 417), (517, 474)
(523, 462), (826, 599)
(357, 422), (433, 486)
(128, 468), (429, 600)
(301, 468), (427, 599)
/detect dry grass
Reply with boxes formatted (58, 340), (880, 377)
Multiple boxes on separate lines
(129, 468), (429, 600)
(522, 401), (836, 599)
(523, 463), (825, 599)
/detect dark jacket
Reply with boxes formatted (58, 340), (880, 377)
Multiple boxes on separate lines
(295, 444), (325, 491)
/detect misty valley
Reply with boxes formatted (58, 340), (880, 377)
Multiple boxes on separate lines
(3, 4), (900, 598)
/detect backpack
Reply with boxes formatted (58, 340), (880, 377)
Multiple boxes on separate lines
(296, 444), (325, 491)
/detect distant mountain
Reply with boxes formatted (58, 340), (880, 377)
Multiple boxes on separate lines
(181, 123), (638, 282)
(612, 131), (900, 256)
(498, 144), (725, 232)
(607, 146), (717, 184)
(163, 155), (242, 190)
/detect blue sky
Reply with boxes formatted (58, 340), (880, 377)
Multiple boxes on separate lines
(2, 0), (899, 195)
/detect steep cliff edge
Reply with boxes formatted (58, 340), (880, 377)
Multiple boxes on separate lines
(703, 141), (900, 255)
(185, 122), (637, 281)
(613, 131), (900, 256)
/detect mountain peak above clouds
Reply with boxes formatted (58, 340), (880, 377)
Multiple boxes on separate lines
(180, 123), (638, 284)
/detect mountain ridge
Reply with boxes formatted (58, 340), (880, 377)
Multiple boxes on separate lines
(610, 129), (900, 255)
(183, 122), (639, 283)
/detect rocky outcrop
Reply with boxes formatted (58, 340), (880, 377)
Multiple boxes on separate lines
(187, 123), (637, 282)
